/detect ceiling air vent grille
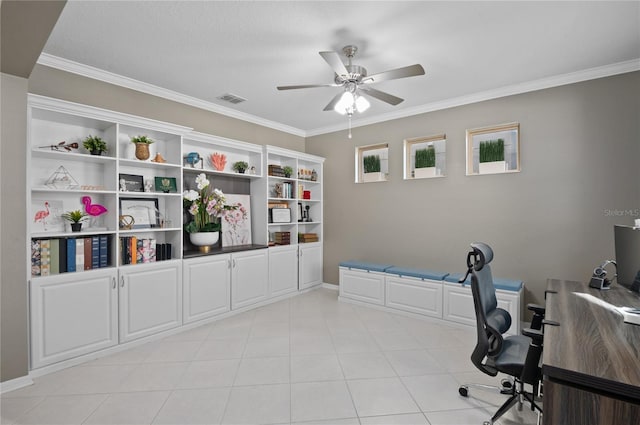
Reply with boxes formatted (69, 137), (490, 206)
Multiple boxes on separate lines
(216, 93), (247, 104)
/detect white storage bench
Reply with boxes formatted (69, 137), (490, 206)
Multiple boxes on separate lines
(338, 261), (394, 305)
(339, 260), (524, 333)
(384, 266), (449, 319)
(443, 273), (523, 335)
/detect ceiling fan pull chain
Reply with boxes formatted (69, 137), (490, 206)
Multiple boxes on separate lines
(348, 114), (352, 139)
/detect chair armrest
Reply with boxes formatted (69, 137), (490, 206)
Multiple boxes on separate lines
(527, 303), (546, 315)
(522, 328), (544, 345)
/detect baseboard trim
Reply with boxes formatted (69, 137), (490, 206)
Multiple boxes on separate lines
(0, 375), (34, 394)
(322, 282), (339, 291)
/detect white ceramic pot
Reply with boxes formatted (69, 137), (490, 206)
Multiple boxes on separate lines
(414, 167), (437, 179)
(189, 232), (219, 252)
(478, 160), (506, 175)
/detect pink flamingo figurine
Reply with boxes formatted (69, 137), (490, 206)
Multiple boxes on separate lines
(34, 201), (50, 224)
(82, 196), (108, 216)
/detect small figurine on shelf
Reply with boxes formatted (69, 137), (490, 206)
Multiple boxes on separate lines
(249, 166), (256, 175)
(151, 153), (167, 163)
(305, 205), (312, 222)
(183, 152), (203, 168)
(311, 169), (318, 181)
(210, 152), (227, 171)
(144, 180), (153, 193)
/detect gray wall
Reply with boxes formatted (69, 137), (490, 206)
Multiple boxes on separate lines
(1, 73), (29, 382)
(28, 65), (305, 151)
(306, 72), (640, 308)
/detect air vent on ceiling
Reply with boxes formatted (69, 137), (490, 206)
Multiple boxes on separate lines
(216, 93), (247, 104)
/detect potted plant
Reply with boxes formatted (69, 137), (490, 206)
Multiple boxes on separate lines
(478, 139), (506, 174)
(183, 173), (236, 252)
(414, 146), (437, 178)
(82, 135), (108, 156)
(232, 161), (248, 174)
(283, 166), (293, 178)
(363, 154), (384, 182)
(61, 210), (88, 232)
(130, 135), (154, 160)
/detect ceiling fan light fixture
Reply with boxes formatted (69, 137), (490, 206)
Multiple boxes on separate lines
(355, 94), (370, 113)
(334, 91), (354, 115)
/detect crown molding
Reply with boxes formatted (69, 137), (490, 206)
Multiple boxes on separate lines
(38, 53), (639, 139)
(36, 53), (307, 137)
(305, 59), (640, 137)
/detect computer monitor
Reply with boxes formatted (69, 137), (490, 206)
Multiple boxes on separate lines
(614, 225), (640, 292)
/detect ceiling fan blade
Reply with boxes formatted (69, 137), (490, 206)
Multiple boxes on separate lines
(359, 86), (404, 105)
(319, 51), (349, 77)
(364, 64), (425, 84)
(323, 92), (344, 111)
(277, 83), (339, 90)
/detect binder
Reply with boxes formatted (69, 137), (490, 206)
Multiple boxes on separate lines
(67, 238), (76, 272)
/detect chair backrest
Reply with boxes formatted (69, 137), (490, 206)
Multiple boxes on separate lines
(466, 243), (512, 375)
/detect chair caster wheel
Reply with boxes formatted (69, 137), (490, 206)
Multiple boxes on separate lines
(501, 378), (513, 389)
(458, 385), (469, 397)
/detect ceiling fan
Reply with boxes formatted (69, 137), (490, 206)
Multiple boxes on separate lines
(277, 45), (426, 114)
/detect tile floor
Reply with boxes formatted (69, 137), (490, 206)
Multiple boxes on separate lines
(1, 288), (539, 425)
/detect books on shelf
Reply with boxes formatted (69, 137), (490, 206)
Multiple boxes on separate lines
(31, 235), (112, 277)
(119, 237), (171, 265)
(299, 233), (319, 243)
(274, 231), (291, 245)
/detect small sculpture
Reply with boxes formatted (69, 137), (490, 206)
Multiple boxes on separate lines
(82, 196), (107, 216)
(151, 153), (167, 163)
(120, 178), (127, 192)
(144, 180), (153, 193)
(183, 152), (203, 168)
(119, 215), (135, 230)
(39, 141), (79, 152)
(210, 152), (227, 171)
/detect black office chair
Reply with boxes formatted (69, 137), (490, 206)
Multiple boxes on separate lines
(457, 242), (544, 425)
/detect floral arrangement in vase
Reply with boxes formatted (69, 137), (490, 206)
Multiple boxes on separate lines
(210, 152), (227, 171)
(183, 174), (237, 252)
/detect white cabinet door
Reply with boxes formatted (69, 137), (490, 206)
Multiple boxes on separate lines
(183, 254), (231, 324)
(30, 269), (118, 369)
(119, 261), (182, 343)
(231, 249), (269, 310)
(385, 276), (443, 318)
(268, 246), (298, 297)
(298, 243), (322, 290)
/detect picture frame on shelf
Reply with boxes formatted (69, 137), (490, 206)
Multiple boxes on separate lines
(466, 123), (520, 176)
(270, 208), (291, 224)
(31, 199), (65, 233)
(154, 176), (177, 193)
(119, 173), (144, 192)
(119, 197), (159, 229)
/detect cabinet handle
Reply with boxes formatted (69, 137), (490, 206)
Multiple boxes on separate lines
(232, 259), (236, 268)
(228, 259), (231, 269)
(112, 277), (116, 289)
(120, 276), (125, 287)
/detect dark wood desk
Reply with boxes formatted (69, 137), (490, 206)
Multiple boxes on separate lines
(543, 279), (640, 424)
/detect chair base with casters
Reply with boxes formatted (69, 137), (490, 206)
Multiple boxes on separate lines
(457, 243), (545, 425)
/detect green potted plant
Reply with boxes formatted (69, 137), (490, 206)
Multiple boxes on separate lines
(82, 135), (108, 156)
(283, 166), (293, 178)
(233, 161), (248, 174)
(414, 146), (436, 178)
(61, 210), (88, 232)
(478, 139), (506, 174)
(130, 135), (154, 161)
(362, 155), (383, 182)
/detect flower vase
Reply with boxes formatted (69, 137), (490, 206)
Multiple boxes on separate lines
(189, 232), (220, 253)
(135, 143), (150, 160)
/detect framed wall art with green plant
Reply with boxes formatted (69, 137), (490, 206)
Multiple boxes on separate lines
(403, 134), (446, 179)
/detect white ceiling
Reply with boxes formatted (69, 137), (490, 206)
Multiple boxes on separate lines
(42, 1), (640, 136)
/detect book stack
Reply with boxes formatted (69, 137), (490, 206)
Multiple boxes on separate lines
(31, 235), (110, 277)
(274, 232), (291, 245)
(268, 164), (286, 177)
(119, 237), (172, 265)
(299, 233), (319, 243)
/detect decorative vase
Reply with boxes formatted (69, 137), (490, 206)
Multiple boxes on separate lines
(135, 143), (150, 160)
(189, 232), (220, 253)
(71, 223), (82, 232)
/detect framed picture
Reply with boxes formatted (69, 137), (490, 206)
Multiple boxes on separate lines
(119, 174), (144, 192)
(356, 143), (389, 183)
(154, 176), (177, 193)
(31, 199), (65, 233)
(270, 208), (291, 224)
(466, 123), (520, 175)
(222, 194), (252, 247)
(119, 197), (159, 229)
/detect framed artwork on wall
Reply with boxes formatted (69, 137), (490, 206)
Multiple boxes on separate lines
(403, 134), (447, 179)
(466, 123), (520, 176)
